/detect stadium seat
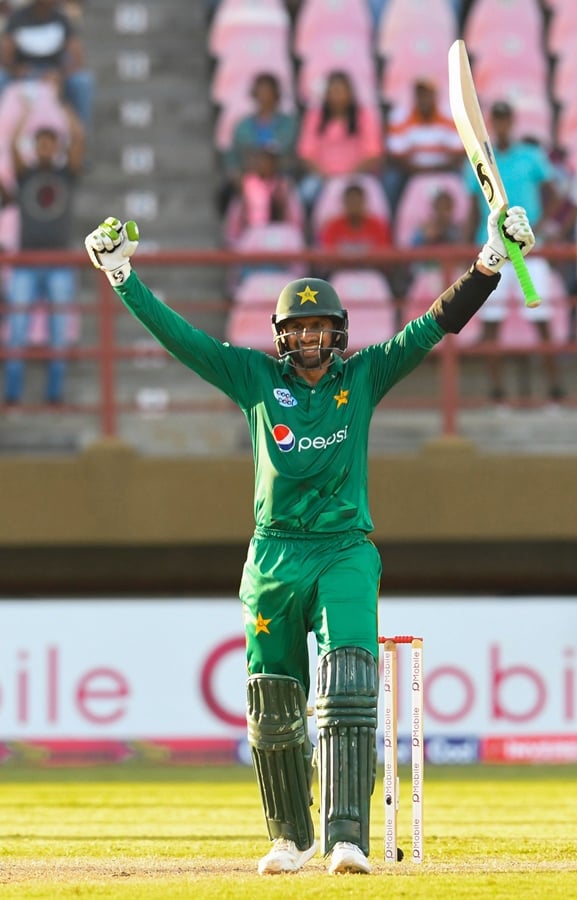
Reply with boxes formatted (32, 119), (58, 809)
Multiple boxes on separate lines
(233, 270), (293, 305)
(394, 172), (469, 248)
(471, 41), (549, 99)
(557, 101), (577, 164)
(330, 269), (394, 306)
(346, 303), (398, 351)
(226, 303), (276, 352)
(478, 84), (554, 146)
(546, 0), (577, 56)
(311, 174), (391, 241)
(380, 38), (452, 113)
(293, 0), (373, 60)
(551, 53), (577, 108)
(210, 35), (293, 106)
(403, 266), (480, 348)
(296, 34), (380, 107)
(230, 222), (306, 287)
(464, 0), (544, 56)
(209, 2), (290, 58)
(377, 0), (457, 62)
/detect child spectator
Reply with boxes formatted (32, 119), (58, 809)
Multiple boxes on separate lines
(318, 181), (391, 276)
(224, 145), (304, 247)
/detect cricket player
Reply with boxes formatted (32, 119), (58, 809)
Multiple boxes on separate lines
(85, 205), (535, 875)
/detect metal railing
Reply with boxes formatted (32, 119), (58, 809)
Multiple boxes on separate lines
(0, 244), (575, 440)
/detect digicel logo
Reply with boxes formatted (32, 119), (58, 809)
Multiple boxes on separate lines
(272, 424), (349, 453)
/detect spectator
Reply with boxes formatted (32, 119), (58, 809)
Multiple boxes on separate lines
(464, 100), (563, 404)
(541, 144), (577, 296)
(318, 181), (392, 276)
(0, 0), (94, 131)
(219, 72), (298, 215)
(412, 189), (461, 249)
(3, 98), (84, 406)
(224, 144), (304, 247)
(297, 70), (383, 211)
(384, 78), (464, 212)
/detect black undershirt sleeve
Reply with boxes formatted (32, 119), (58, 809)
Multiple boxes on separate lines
(428, 264), (501, 334)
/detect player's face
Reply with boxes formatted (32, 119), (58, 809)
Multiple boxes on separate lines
(281, 316), (336, 369)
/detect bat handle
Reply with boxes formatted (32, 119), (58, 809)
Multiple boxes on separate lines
(498, 211), (541, 308)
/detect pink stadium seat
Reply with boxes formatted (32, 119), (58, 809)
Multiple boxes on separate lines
(330, 269), (394, 306)
(471, 42), (549, 102)
(233, 271), (292, 305)
(209, 3), (290, 58)
(296, 35), (379, 107)
(394, 173), (469, 248)
(377, 0), (457, 62)
(498, 303), (565, 349)
(312, 174), (391, 240)
(210, 38), (293, 107)
(478, 85), (553, 146)
(547, 0), (577, 56)
(551, 54), (577, 108)
(380, 39), (451, 113)
(346, 303), (398, 351)
(557, 102), (577, 163)
(226, 303), (276, 352)
(403, 267), (480, 347)
(464, 0), (543, 56)
(294, 0), (373, 60)
(230, 223), (306, 288)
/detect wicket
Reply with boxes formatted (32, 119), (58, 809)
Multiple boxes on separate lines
(379, 635), (424, 863)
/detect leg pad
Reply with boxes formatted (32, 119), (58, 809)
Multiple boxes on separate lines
(247, 674), (314, 851)
(316, 646), (378, 856)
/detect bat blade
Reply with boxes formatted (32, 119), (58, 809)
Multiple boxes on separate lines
(448, 39), (541, 307)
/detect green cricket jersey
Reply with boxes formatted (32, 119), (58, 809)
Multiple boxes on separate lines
(115, 272), (446, 535)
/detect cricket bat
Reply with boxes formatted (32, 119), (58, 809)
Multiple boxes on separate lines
(448, 39), (541, 308)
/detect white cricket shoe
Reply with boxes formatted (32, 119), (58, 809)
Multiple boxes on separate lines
(328, 841), (372, 874)
(257, 838), (318, 875)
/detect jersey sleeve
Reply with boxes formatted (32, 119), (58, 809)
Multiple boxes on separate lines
(362, 312), (445, 406)
(113, 270), (259, 408)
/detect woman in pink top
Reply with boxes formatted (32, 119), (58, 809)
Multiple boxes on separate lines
(297, 71), (383, 209)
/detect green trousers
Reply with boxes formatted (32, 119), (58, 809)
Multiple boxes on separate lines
(239, 529), (382, 695)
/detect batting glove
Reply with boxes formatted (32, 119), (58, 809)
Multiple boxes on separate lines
(479, 206), (536, 273)
(85, 217), (139, 285)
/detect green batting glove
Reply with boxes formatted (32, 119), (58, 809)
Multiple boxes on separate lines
(85, 217), (140, 285)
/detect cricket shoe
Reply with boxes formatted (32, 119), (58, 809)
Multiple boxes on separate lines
(257, 838), (318, 875)
(328, 841), (372, 875)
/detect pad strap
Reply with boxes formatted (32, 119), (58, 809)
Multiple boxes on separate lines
(246, 674), (314, 851)
(316, 647), (378, 856)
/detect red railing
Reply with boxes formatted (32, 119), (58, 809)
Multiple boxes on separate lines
(1, 244), (575, 440)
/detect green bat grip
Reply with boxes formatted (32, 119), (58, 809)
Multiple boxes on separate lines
(498, 211), (541, 308)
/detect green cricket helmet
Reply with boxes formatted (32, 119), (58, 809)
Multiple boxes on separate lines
(271, 277), (349, 359)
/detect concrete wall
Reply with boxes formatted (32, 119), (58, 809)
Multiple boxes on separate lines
(1, 438), (576, 594)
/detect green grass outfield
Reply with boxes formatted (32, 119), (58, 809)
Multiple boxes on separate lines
(1, 763), (576, 899)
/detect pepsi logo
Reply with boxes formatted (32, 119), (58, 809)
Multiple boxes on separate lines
(272, 424), (296, 452)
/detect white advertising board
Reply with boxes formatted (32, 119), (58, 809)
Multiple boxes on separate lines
(0, 598), (575, 745)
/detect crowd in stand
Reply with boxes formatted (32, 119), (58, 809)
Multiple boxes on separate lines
(0, 0), (91, 406)
(208, 0), (577, 402)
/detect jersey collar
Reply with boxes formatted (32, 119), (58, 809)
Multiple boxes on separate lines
(280, 353), (344, 382)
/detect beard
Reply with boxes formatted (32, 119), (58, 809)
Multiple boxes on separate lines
(292, 342), (333, 369)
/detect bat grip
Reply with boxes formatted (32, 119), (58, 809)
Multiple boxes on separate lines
(498, 211), (541, 308)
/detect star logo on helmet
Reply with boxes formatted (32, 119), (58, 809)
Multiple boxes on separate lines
(297, 285), (318, 305)
(334, 389), (349, 408)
